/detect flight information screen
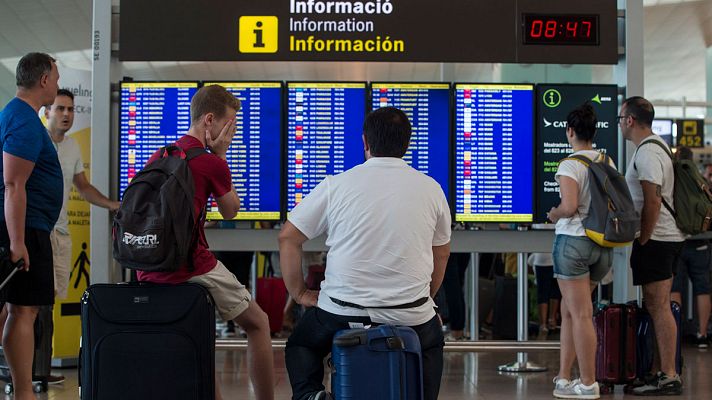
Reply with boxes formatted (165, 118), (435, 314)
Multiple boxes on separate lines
(535, 84), (618, 223)
(370, 83), (450, 200)
(119, 81), (198, 198)
(652, 119), (674, 145)
(286, 82), (367, 212)
(203, 82), (282, 221)
(454, 84), (534, 222)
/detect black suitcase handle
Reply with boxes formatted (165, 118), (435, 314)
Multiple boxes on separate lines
(0, 247), (26, 291)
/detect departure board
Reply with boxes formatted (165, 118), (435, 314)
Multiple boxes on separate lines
(535, 84), (618, 223)
(286, 82), (367, 212)
(119, 81), (198, 198)
(202, 82), (282, 220)
(454, 84), (534, 222)
(370, 83), (450, 200)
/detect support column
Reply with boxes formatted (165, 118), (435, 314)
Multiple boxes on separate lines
(612, 0), (644, 304)
(90, 0), (113, 284)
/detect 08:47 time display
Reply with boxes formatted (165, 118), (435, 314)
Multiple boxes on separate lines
(523, 14), (599, 46)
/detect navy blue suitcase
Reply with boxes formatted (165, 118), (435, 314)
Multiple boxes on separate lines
(80, 282), (215, 400)
(331, 325), (423, 400)
(636, 301), (683, 378)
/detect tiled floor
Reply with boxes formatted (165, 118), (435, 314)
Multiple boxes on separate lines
(9, 345), (712, 399)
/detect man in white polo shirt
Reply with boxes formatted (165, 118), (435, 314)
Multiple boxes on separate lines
(279, 107), (451, 400)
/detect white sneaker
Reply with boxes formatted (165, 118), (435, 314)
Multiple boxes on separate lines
(553, 376), (571, 392)
(553, 379), (600, 399)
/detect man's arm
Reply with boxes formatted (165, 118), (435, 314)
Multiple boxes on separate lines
(278, 221), (318, 307)
(430, 243), (451, 298)
(639, 180), (662, 245)
(215, 185), (240, 220)
(3, 152), (34, 269)
(73, 171), (120, 211)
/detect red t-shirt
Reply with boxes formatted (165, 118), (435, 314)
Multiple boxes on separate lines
(137, 135), (232, 284)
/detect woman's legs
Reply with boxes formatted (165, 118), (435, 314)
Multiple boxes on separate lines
(558, 278), (598, 385)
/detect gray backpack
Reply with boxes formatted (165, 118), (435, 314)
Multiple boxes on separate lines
(565, 153), (640, 247)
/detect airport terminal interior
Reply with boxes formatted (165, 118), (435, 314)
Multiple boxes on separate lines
(1, 0), (712, 399)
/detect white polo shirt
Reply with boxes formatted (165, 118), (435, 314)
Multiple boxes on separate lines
(626, 135), (685, 242)
(288, 157), (452, 326)
(52, 134), (84, 235)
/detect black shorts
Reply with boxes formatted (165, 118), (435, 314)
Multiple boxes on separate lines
(630, 239), (684, 286)
(0, 222), (54, 306)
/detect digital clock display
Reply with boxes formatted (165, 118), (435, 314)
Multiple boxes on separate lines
(523, 14), (599, 45)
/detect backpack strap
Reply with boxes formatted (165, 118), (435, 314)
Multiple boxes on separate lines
(633, 138), (676, 217)
(185, 147), (208, 161)
(169, 145), (209, 272)
(563, 154), (594, 167)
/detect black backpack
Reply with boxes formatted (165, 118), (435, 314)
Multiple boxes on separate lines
(565, 153), (640, 247)
(113, 146), (206, 272)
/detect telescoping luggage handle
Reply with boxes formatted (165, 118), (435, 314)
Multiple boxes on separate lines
(0, 247), (25, 291)
(333, 325), (406, 350)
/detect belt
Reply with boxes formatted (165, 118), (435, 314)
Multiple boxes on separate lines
(329, 296), (430, 310)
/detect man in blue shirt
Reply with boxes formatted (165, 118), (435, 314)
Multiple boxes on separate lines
(0, 52), (63, 400)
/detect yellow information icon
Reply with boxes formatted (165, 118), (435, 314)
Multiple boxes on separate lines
(239, 16), (278, 53)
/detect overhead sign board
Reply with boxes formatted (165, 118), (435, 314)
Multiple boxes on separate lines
(676, 119), (704, 148)
(120, 0), (617, 64)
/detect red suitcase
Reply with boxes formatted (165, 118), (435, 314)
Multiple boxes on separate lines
(256, 275), (287, 334)
(594, 303), (637, 392)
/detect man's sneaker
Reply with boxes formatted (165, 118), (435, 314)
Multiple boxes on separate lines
(694, 334), (709, 349)
(553, 379), (600, 399)
(632, 372), (682, 396)
(307, 390), (334, 400)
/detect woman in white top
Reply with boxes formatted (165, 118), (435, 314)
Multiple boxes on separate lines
(547, 104), (615, 400)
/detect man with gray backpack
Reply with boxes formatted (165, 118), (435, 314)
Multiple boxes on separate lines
(621, 96), (685, 396)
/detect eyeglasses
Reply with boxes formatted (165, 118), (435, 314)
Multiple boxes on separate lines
(616, 114), (636, 122)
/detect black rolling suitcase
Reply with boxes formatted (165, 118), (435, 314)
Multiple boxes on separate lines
(80, 282), (215, 400)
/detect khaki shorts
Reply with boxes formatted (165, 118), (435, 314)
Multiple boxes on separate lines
(50, 230), (72, 300)
(188, 260), (252, 321)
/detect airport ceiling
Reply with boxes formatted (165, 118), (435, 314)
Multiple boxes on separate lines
(0, 0), (710, 108)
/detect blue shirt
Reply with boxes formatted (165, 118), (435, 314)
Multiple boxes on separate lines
(0, 98), (63, 232)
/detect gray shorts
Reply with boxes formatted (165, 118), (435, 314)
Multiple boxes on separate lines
(553, 234), (613, 283)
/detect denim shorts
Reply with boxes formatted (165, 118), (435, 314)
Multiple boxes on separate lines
(552, 234), (613, 283)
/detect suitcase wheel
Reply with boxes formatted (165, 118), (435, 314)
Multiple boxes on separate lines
(599, 383), (614, 394)
(3, 381), (46, 394)
(33, 382), (45, 393)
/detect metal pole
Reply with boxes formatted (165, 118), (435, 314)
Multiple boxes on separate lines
(469, 252), (479, 341)
(517, 253), (528, 342)
(250, 252), (258, 299)
(497, 253), (547, 373)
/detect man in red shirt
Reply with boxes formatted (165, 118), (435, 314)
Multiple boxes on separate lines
(138, 85), (274, 400)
